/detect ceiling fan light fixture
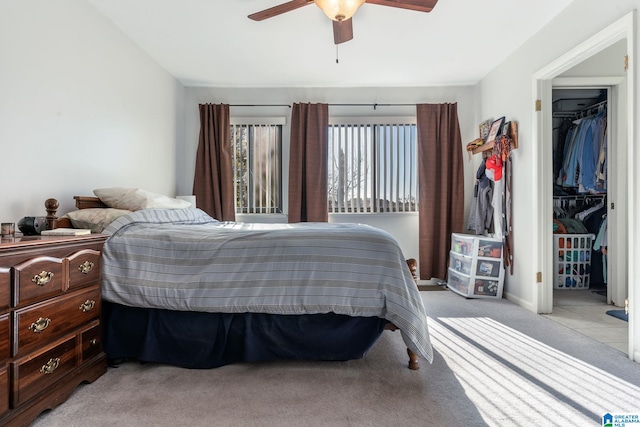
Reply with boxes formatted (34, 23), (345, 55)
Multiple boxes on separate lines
(314, 0), (366, 21)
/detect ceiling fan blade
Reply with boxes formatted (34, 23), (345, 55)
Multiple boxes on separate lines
(365, 0), (438, 13)
(248, 0), (313, 21)
(333, 19), (353, 44)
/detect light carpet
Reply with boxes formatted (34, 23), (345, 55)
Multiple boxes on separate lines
(32, 291), (640, 427)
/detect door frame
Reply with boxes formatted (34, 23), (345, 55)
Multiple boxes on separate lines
(532, 12), (636, 359)
(551, 79), (625, 307)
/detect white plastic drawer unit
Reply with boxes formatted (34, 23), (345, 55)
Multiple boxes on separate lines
(447, 268), (471, 296)
(475, 259), (501, 278)
(448, 233), (505, 299)
(471, 277), (502, 298)
(449, 251), (472, 275)
(451, 233), (475, 256)
(477, 238), (503, 258)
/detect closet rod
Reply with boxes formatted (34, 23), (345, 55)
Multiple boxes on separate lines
(552, 97), (602, 104)
(582, 99), (607, 112)
(553, 194), (606, 200)
(553, 99), (607, 119)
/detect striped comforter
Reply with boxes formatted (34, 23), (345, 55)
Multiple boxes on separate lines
(101, 209), (432, 362)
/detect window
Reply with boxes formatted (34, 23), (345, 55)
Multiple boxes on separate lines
(230, 120), (283, 214)
(328, 119), (418, 213)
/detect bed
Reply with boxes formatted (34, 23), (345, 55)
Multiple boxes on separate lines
(45, 195), (432, 370)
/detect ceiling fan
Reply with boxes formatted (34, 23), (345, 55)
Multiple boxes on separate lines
(248, 0), (439, 45)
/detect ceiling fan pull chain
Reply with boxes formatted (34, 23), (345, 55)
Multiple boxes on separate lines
(336, 44), (339, 64)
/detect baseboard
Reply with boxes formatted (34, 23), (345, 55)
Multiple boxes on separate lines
(502, 290), (535, 312)
(417, 277), (448, 292)
(419, 284), (448, 292)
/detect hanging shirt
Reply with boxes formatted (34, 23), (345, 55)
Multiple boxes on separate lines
(468, 159), (494, 235)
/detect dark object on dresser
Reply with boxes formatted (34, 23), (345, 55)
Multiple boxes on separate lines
(0, 233), (108, 426)
(16, 216), (48, 236)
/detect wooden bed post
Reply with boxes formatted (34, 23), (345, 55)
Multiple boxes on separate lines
(384, 258), (420, 370)
(405, 258), (419, 370)
(406, 258), (418, 284)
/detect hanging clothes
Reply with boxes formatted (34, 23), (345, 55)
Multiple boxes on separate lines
(594, 215), (608, 284)
(553, 119), (574, 183)
(467, 158), (493, 235)
(582, 205), (608, 288)
(557, 109), (607, 193)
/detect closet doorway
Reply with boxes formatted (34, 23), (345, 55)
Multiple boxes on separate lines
(552, 87), (614, 304)
(549, 37), (629, 311)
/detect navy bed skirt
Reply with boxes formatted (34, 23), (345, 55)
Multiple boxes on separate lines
(102, 301), (388, 369)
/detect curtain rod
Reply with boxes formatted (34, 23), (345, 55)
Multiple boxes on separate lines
(228, 103), (416, 110)
(329, 103), (415, 110)
(230, 104), (292, 108)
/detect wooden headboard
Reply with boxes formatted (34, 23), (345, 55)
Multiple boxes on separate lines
(72, 196), (108, 210)
(46, 196), (107, 229)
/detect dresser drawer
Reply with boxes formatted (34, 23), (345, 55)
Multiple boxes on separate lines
(68, 249), (102, 290)
(0, 314), (9, 363)
(13, 256), (66, 306)
(0, 365), (8, 416)
(13, 286), (100, 357)
(80, 321), (102, 363)
(11, 335), (77, 407)
(0, 267), (9, 310)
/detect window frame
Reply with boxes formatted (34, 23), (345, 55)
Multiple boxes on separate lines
(230, 117), (286, 215)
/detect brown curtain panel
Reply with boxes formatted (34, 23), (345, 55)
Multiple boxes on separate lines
(416, 103), (465, 281)
(192, 103), (236, 221)
(288, 103), (329, 223)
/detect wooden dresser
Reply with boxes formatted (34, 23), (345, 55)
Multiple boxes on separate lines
(0, 233), (108, 426)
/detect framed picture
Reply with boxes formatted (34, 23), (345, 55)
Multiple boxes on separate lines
(502, 121), (511, 137)
(486, 117), (505, 144)
(479, 120), (492, 141)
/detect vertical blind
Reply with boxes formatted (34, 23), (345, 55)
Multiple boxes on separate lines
(328, 121), (418, 213)
(231, 123), (282, 214)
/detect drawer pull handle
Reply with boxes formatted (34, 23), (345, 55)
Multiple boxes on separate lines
(32, 271), (54, 286)
(79, 300), (96, 313)
(40, 357), (60, 375)
(29, 317), (51, 333)
(78, 261), (94, 274)
(90, 338), (98, 346)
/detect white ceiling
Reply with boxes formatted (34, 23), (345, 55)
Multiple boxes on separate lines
(88, 0), (575, 88)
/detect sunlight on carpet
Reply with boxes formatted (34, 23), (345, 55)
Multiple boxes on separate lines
(429, 317), (640, 426)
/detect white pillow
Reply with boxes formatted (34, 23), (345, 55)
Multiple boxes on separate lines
(63, 208), (132, 233)
(93, 187), (191, 211)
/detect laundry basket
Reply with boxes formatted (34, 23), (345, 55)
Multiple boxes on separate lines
(553, 234), (594, 289)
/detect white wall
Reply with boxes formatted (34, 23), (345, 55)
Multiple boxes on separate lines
(182, 86), (479, 279)
(0, 0), (184, 223)
(477, 1), (639, 311)
(562, 39), (627, 77)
